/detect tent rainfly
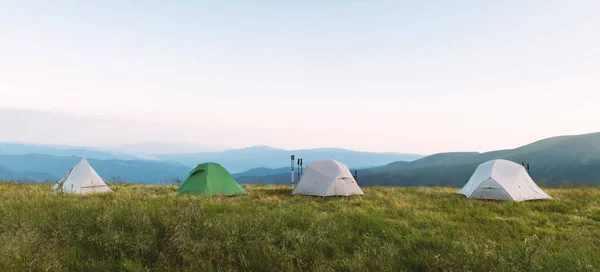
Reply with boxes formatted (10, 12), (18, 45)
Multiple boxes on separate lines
(292, 159), (364, 197)
(458, 159), (552, 201)
(53, 158), (113, 194)
(177, 162), (245, 196)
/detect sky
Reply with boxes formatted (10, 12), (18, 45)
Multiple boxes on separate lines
(1, 0), (599, 154)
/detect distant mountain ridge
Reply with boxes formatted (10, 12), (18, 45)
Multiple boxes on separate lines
(232, 132), (600, 187)
(3, 132), (599, 186)
(232, 167), (290, 178)
(359, 132), (600, 186)
(0, 154), (191, 183)
(368, 132), (600, 173)
(156, 146), (423, 173)
(0, 144), (421, 183)
(108, 142), (223, 155)
(0, 142), (423, 174)
(0, 142), (140, 160)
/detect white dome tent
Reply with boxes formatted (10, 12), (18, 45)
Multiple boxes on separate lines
(292, 159), (364, 197)
(52, 158), (113, 194)
(458, 159), (551, 201)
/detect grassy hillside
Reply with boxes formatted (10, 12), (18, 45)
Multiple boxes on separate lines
(1, 183), (599, 271)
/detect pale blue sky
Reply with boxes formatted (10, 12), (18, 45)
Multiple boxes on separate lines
(1, 1), (599, 153)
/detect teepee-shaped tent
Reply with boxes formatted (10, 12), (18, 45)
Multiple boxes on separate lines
(458, 159), (551, 201)
(292, 159), (364, 197)
(53, 159), (112, 194)
(177, 162), (245, 196)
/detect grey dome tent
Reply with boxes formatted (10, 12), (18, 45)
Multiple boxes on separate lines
(292, 159), (364, 197)
(458, 159), (551, 201)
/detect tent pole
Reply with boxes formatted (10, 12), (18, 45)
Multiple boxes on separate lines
(296, 159), (300, 181)
(291, 155), (295, 189)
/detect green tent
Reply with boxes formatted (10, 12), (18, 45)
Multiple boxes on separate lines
(177, 162), (245, 196)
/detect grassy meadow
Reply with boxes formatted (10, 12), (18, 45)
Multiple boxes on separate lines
(0, 182), (599, 271)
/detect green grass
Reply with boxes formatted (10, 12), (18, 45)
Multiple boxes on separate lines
(1, 183), (599, 271)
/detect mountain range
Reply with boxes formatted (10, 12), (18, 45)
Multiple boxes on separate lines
(0, 154), (190, 183)
(155, 146), (422, 173)
(2, 132), (600, 186)
(0, 144), (422, 182)
(234, 132), (600, 186)
(0, 142), (138, 160)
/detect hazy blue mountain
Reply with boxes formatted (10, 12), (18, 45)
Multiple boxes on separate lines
(234, 165), (365, 185)
(157, 146), (423, 173)
(0, 164), (57, 181)
(232, 167), (290, 178)
(0, 154), (191, 183)
(235, 173), (291, 185)
(19, 170), (59, 182)
(108, 142), (223, 154)
(0, 142), (139, 160)
(2, 132), (599, 186)
(234, 132), (600, 187)
(0, 165), (16, 180)
(233, 164), (371, 184)
(1, 142), (422, 174)
(88, 158), (191, 183)
(0, 142), (423, 183)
